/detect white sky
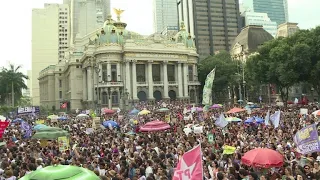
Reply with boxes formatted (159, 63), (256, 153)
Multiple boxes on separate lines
(0, 0), (319, 74)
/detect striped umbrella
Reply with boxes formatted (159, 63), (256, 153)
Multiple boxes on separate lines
(19, 165), (100, 180)
(139, 120), (171, 132)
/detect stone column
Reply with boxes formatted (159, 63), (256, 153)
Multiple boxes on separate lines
(132, 61), (138, 100)
(107, 62), (111, 81)
(148, 61), (154, 100)
(193, 64), (197, 81)
(163, 61), (169, 98)
(183, 63), (189, 97)
(87, 68), (93, 101)
(177, 62), (183, 98)
(125, 61), (132, 99)
(82, 69), (87, 101)
(117, 63), (121, 81)
(108, 94), (112, 109)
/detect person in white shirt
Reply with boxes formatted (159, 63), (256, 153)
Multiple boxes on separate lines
(145, 160), (153, 178)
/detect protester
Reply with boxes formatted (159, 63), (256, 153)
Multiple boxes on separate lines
(0, 100), (319, 180)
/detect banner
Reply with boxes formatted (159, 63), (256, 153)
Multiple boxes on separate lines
(294, 124), (320, 155)
(202, 68), (216, 105)
(173, 144), (203, 180)
(17, 106), (40, 114)
(58, 136), (70, 152)
(0, 122), (9, 139)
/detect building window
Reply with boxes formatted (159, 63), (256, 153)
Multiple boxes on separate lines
(59, 80), (62, 88)
(59, 91), (62, 99)
(111, 65), (117, 81)
(152, 64), (161, 81)
(102, 64), (107, 82)
(188, 65), (193, 81)
(136, 64), (146, 82)
(111, 91), (119, 105)
(167, 64), (175, 81)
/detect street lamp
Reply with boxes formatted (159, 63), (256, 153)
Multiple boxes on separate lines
(311, 87), (314, 102)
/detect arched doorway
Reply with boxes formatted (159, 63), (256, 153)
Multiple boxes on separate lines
(168, 90), (176, 100)
(111, 91), (119, 106)
(102, 92), (108, 104)
(190, 89), (196, 103)
(153, 90), (162, 101)
(137, 91), (147, 101)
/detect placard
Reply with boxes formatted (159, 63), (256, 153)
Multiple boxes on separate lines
(0, 122), (9, 138)
(208, 134), (214, 143)
(17, 106), (40, 114)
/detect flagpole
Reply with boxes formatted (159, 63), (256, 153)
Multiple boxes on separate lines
(199, 135), (204, 179)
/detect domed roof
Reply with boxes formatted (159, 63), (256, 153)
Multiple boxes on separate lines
(103, 14), (117, 34)
(231, 25), (274, 54)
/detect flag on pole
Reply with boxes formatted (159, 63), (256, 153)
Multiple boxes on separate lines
(202, 68), (216, 105)
(173, 144), (203, 180)
(270, 110), (281, 128)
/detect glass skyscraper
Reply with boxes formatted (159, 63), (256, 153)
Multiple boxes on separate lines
(243, 0), (288, 25)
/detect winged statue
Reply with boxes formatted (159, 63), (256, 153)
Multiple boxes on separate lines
(113, 8), (124, 21)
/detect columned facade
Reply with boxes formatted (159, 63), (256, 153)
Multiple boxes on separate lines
(38, 15), (200, 110)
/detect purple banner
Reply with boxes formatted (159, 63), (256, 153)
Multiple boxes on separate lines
(294, 124), (320, 155)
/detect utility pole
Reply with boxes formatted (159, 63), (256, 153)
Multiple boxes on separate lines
(11, 82), (14, 107)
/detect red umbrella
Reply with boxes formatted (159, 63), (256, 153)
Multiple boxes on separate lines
(139, 120), (171, 132)
(226, 107), (246, 114)
(103, 108), (115, 114)
(241, 148), (284, 168)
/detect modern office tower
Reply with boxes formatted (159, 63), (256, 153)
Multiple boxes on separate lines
(242, 0), (288, 25)
(153, 0), (179, 33)
(177, 0), (241, 58)
(64, 0), (110, 43)
(32, 3), (70, 106)
(242, 12), (278, 37)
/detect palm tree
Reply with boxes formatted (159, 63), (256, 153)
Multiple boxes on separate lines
(0, 64), (28, 106)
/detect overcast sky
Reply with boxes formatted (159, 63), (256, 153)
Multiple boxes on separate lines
(0, 0), (319, 74)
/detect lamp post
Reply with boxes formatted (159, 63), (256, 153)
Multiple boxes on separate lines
(228, 86), (231, 106)
(311, 87), (314, 102)
(107, 87), (111, 109)
(94, 64), (100, 111)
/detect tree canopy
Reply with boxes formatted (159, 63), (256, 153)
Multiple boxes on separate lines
(198, 51), (238, 103)
(0, 64), (28, 106)
(245, 26), (320, 105)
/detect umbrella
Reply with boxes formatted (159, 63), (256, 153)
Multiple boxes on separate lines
(225, 117), (242, 122)
(12, 118), (24, 123)
(139, 120), (171, 132)
(32, 127), (69, 140)
(226, 107), (246, 114)
(33, 124), (48, 130)
(138, 109), (151, 115)
(20, 165), (100, 180)
(129, 108), (140, 115)
(157, 108), (169, 112)
(76, 114), (89, 118)
(244, 117), (264, 124)
(211, 104), (223, 108)
(102, 108), (115, 114)
(241, 148), (284, 168)
(102, 120), (119, 128)
(312, 110), (320, 117)
(58, 116), (68, 120)
(47, 115), (59, 120)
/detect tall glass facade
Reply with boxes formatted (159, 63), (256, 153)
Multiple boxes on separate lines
(243, 0), (288, 25)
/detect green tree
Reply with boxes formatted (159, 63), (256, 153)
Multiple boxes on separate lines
(308, 27), (320, 99)
(198, 51), (238, 103)
(246, 31), (312, 106)
(0, 64), (28, 106)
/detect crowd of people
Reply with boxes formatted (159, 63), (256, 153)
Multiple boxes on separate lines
(0, 100), (319, 180)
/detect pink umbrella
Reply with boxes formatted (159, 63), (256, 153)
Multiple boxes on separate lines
(226, 107), (246, 114)
(139, 120), (171, 132)
(103, 108), (115, 114)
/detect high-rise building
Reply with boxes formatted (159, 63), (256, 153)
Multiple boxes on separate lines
(242, 0), (288, 26)
(242, 12), (278, 37)
(64, 0), (110, 43)
(32, 3), (70, 106)
(153, 0), (179, 33)
(177, 0), (241, 58)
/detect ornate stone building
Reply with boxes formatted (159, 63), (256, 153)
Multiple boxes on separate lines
(38, 12), (200, 110)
